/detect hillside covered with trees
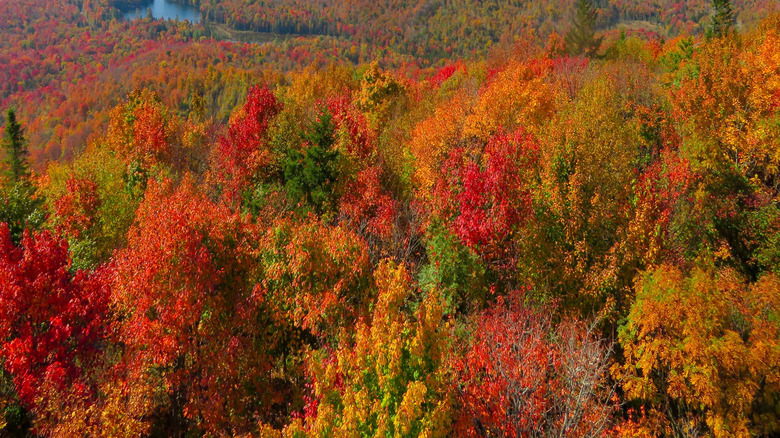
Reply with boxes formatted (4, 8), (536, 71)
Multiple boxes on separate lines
(2, 0), (780, 437)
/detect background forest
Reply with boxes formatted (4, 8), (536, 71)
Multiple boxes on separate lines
(2, 0), (780, 437)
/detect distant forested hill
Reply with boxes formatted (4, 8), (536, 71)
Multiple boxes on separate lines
(192, 0), (778, 56)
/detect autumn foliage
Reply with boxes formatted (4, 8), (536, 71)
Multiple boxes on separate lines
(452, 292), (615, 437)
(0, 224), (110, 434)
(3, 4), (780, 437)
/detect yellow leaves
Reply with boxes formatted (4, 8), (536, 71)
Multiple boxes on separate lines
(394, 382), (427, 437)
(417, 398), (452, 438)
(408, 93), (469, 195)
(374, 259), (411, 318)
(463, 59), (558, 140)
(297, 259), (453, 437)
(617, 265), (780, 437)
(254, 423), (283, 438)
(284, 64), (356, 108)
(408, 291), (444, 370)
(356, 61), (409, 128)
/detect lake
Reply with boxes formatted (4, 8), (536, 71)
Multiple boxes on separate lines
(121, 0), (201, 23)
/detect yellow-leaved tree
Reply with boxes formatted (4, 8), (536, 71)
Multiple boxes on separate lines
(284, 260), (452, 438)
(615, 265), (780, 437)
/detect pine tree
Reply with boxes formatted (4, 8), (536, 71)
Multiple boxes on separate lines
(2, 109), (29, 185)
(709, 0), (735, 38)
(283, 110), (339, 215)
(0, 109), (43, 244)
(565, 0), (603, 57)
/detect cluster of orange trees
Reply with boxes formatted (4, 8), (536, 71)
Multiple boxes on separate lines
(2, 1), (780, 437)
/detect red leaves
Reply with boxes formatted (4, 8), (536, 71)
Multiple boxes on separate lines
(339, 165), (398, 239)
(630, 148), (694, 264)
(430, 62), (465, 87)
(452, 293), (558, 437)
(0, 224), (110, 409)
(216, 85), (282, 205)
(326, 94), (399, 241)
(328, 95), (373, 159)
(452, 292), (615, 437)
(53, 175), (100, 238)
(437, 128), (538, 261)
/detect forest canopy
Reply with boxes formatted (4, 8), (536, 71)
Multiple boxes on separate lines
(2, 0), (780, 436)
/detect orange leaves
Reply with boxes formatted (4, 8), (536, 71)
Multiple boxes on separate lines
(463, 57), (558, 140)
(408, 55), (555, 203)
(617, 265), (780, 437)
(12, 18), (780, 437)
(106, 90), (179, 167)
(131, 101), (172, 159)
(339, 165), (398, 240)
(52, 174), (100, 239)
(408, 93), (469, 195)
(110, 178), (273, 435)
(257, 216), (371, 338)
(671, 26), (780, 182)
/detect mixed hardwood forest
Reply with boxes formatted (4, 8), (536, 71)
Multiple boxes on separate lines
(2, 0), (780, 436)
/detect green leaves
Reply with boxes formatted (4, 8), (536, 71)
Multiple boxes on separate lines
(564, 0), (603, 57)
(280, 108), (344, 217)
(0, 182), (45, 246)
(1, 109), (29, 185)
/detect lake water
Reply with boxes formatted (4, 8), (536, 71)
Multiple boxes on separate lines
(121, 0), (201, 22)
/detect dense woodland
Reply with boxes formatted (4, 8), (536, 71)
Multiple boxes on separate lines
(2, 0), (780, 437)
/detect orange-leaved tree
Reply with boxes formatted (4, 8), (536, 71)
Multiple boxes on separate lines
(615, 265), (780, 437)
(108, 178), (284, 436)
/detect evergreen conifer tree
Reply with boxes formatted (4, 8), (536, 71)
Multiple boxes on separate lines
(565, 0), (603, 57)
(709, 0), (735, 38)
(0, 109), (44, 244)
(2, 109), (29, 185)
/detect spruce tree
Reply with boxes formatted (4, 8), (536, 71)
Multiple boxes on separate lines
(2, 109), (30, 184)
(565, 0), (603, 57)
(709, 0), (735, 38)
(0, 109), (44, 244)
(282, 110), (339, 215)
